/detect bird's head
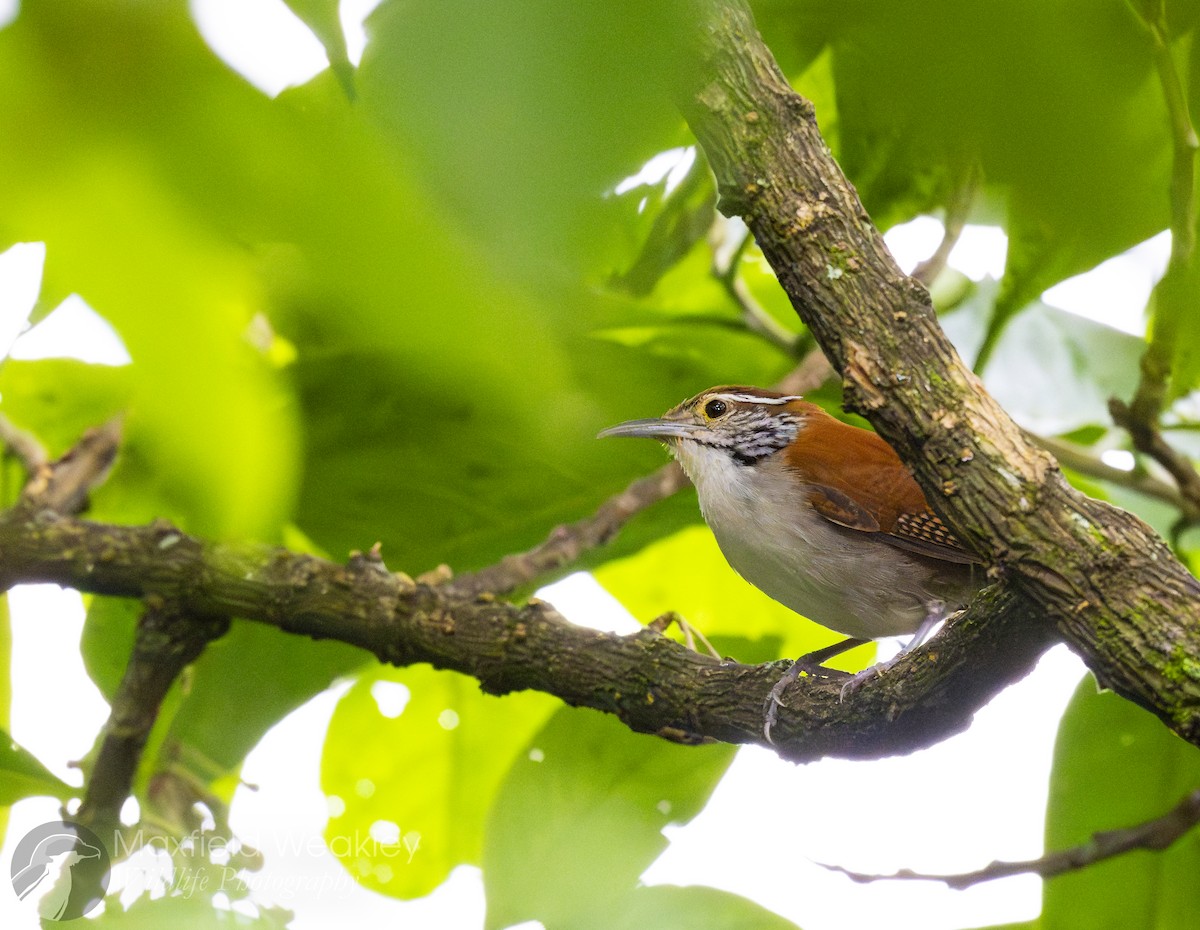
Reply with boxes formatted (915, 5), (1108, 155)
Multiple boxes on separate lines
(598, 386), (809, 468)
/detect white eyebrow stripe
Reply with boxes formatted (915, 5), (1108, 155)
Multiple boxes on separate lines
(714, 393), (802, 405)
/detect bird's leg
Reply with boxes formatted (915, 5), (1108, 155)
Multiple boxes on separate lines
(837, 603), (952, 702)
(648, 611), (723, 661)
(762, 636), (869, 742)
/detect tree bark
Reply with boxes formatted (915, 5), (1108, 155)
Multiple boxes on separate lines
(677, 0), (1200, 743)
(0, 507), (1054, 761)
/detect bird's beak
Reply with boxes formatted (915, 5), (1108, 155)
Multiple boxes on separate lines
(597, 417), (695, 441)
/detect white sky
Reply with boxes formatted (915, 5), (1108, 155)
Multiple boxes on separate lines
(0, 0), (1165, 927)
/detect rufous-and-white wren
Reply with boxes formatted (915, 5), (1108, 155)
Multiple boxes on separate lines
(600, 386), (984, 733)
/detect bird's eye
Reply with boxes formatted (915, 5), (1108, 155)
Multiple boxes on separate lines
(704, 399), (727, 419)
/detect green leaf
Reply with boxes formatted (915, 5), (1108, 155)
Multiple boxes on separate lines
(482, 705), (736, 930)
(0, 359), (131, 458)
(165, 624), (366, 782)
(606, 884), (802, 930)
(358, 0), (694, 278)
(282, 0), (355, 99)
(1041, 677), (1200, 930)
(80, 597), (140, 702)
(0, 727), (73, 804)
(91, 894), (293, 928)
(321, 666), (557, 899)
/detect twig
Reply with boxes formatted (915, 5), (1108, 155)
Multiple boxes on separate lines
(711, 217), (805, 355)
(0, 413), (48, 475)
(19, 417), (122, 515)
(1103, 403), (1200, 519)
(911, 164), (979, 288)
(75, 601), (230, 835)
(447, 462), (690, 599)
(1034, 434), (1197, 520)
(818, 787), (1200, 889)
(448, 345), (835, 600)
(1110, 7), (1200, 514)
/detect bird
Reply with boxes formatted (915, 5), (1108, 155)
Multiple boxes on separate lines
(599, 385), (984, 738)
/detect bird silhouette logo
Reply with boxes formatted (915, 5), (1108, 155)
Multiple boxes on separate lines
(10, 820), (110, 920)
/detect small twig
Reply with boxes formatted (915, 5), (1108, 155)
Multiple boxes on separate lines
(0, 413), (48, 475)
(448, 348), (836, 600)
(775, 344), (832, 396)
(818, 787), (1200, 889)
(1110, 8), (1200, 514)
(75, 600), (230, 834)
(911, 164), (980, 288)
(1034, 434), (1197, 520)
(20, 417), (122, 515)
(710, 217), (805, 355)
(1105, 402), (1200, 519)
(447, 462), (691, 599)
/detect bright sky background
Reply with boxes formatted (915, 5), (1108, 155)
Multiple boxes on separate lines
(0, 0), (1175, 927)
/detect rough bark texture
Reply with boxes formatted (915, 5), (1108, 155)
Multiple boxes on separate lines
(0, 508), (1054, 762)
(678, 0), (1200, 743)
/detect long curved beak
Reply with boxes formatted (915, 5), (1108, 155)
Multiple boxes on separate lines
(597, 418), (695, 441)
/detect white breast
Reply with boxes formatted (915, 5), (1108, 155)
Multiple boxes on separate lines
(674, 443), (935, 640)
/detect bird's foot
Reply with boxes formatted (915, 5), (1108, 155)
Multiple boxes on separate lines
(648, 611), (723, 661)
(838, 664), (886, 702)
(762, 661), (803, 744)
(762, 640), (868, 743)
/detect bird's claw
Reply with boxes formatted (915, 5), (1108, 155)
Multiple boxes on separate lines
(648, 611), (723, 661)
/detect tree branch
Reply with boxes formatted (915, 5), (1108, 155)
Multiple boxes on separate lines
(677, 0), (1200, 745)
(0, 506), (1057, 762)
(818, 786), (1200, 889)
(19, 417), (122, 515)
(1033, 434), (1197, 520)
(447, 462), (690, 599)
(76, 601), (230, 835)
(1109, 5), (1200, 518)
(0, 412), (48, 477)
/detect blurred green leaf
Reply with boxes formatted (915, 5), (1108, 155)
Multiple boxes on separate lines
(166, 623), (366, 782)
(282, 0), (355, 99)
(606, 884), (802, 929)
(0, 359), (131, 458)
(359, 0), (693, 277)
(322, 666), (557, 899)
(482, 705), (735, 930)
(80, 597), (140, 701)
(92, 894), (292, 928)
(1042, 677), (1200, 930)
(0, 727), (73, 804)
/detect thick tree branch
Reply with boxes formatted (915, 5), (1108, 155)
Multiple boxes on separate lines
(820, 786), (1200, 889)
(0, 507), (1056, 762)
(677, 0), (1200, 745)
